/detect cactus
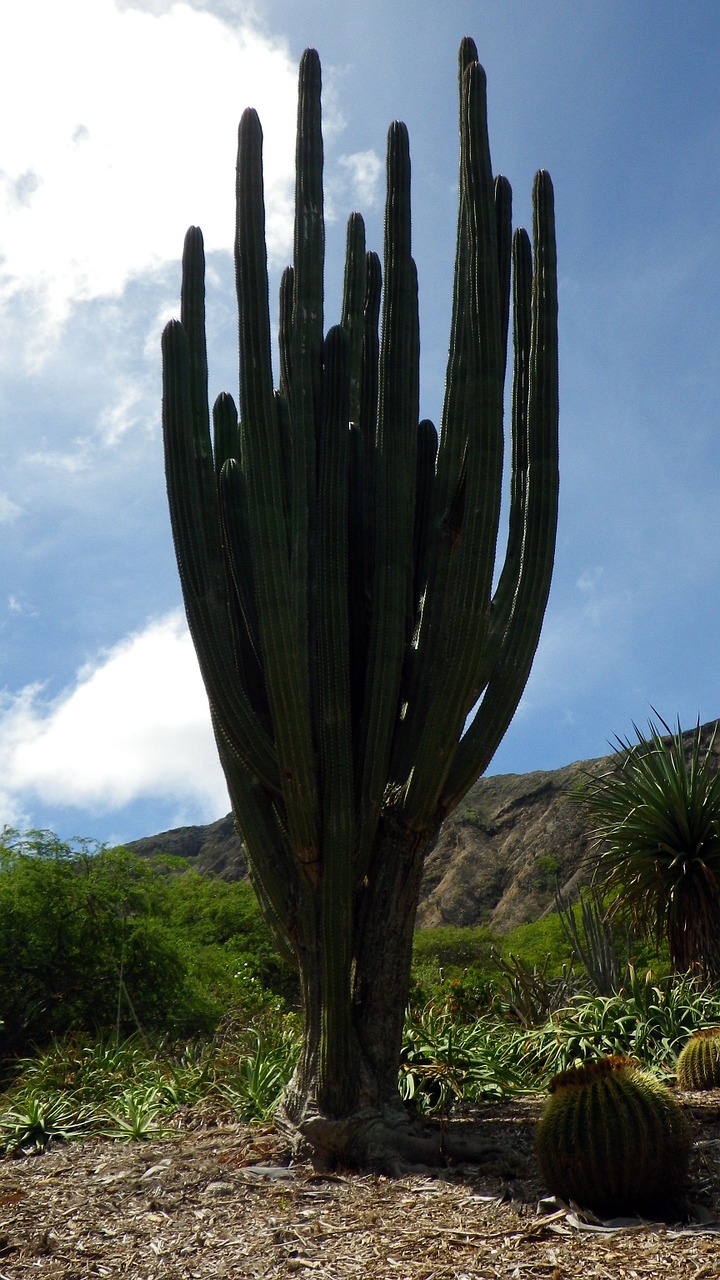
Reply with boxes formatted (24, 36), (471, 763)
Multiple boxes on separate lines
(677, 1028), (720, 1090)
(536, 1056), (692, 1218)
(161, 40), (558, 1164)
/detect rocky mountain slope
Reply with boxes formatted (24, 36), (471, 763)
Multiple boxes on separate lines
(128, 753), (611, 934)
(129, 721), (720, 933)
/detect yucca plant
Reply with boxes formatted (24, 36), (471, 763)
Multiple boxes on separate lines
(161, 39), (558, 1168)
(581, 716), (720, 985)
(0, 1090), (99, 1153)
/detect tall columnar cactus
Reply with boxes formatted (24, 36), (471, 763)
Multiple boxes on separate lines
(162, 39), (558, 1165)
(535, 1056), (692, 1218)
(677, 1028), (720, 1090)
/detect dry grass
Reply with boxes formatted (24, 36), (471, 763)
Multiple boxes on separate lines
(0, 1092), (719, 1278)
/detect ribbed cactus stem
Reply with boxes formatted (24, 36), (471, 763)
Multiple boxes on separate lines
(162, 39), (559, 1140)
(235, 105), (319, 874)
(536, 1056), (692, 1218)
(677, 1028), (720, 1090)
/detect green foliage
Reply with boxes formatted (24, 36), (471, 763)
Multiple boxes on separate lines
(3, 968), (719, 1146)
(489, 952), (576, 1028)
(0, 828), (297, 1059)
(519, 966), (720, 1082)
(554, 884), (634, 996)
(580, 716), (720, 983)
(535, 1055), (692, 1218)
(400, 992), (524, 1112)
(496, 913), (576, 975)
(0, 1017), (302, 1152)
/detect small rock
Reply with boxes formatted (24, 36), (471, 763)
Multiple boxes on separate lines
(204, 1181), (234, 1198)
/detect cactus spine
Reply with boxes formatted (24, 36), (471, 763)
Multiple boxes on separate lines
(536, 1056), (692, 1218)
(677, 1028), (720, 1090)
(162, 40), (558, 1150)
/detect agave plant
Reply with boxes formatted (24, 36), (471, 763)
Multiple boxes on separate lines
(581, 716), (720, 985)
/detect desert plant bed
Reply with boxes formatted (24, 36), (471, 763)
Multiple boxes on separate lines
(1, 1093), (720, 1279)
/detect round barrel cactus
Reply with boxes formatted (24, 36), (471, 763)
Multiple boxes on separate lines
(535, 1055), (692, 1218)
(677, 1028), (720, 1091)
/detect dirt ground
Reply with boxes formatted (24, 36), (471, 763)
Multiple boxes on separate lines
(1, 1091), (720, 1279)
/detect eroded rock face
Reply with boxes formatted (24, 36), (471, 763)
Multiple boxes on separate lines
(127, 812), (247, 880)
(416, 759), (603, 932)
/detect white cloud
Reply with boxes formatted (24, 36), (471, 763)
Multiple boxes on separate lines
(0, 0), (305, 356)
(97, 384), (145, 446)
(0, 612), (228, 824)
(0, 494), (22, 524)
(337, 150), (383, 208)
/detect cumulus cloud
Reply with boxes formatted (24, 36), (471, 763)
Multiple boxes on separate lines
(337, 150), (383, 208)
(0, 612), (228, 826)
(0, 0), (305, 354)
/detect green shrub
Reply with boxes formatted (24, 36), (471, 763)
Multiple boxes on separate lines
(0, 828), (297, 1059)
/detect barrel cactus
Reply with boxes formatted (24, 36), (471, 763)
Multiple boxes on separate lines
(677, 1028), (720, 1090)
(536, 1055), (692, 1218)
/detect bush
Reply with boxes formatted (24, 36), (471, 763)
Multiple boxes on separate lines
(0, 828), (297, 1060)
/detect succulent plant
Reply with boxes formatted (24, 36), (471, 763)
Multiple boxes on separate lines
(161, 38), (559, 1162)
(677, 1028), (720, 1091)
(535, 1055), (692, 1218)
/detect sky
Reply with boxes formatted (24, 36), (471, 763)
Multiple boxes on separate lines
(1, 0), (720, 847)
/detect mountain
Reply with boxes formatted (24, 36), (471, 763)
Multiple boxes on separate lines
(127, 754), (612, 934)
(128, 721), (720, 933)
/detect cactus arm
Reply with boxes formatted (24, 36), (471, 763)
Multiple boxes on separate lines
(217, 457), (267, 715)
(315, 324), (356, 1108)
(289, 49), (324, 665)
(215, 732), (298, 960)
(355, 249), (382, 701)
(356, 121), (419, 872)
(360, 250), (382, 450)
(161, 315), (279, 792)
(235, 106), (320, 874)
(278, 265), (294, 400)
(411, 418), (439, 632)
(495, 175), (513, 387)
(440, 169), (559, 816)
(212, 390), (239, 477)
(179, 225), (210, 446)
(461, 223), (533, 709)
(342, 217), (371, 728)
(400, 57), (505, 829)
(341, 213), (367, 427)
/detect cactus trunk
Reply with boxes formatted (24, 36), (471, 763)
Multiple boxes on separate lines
(162, 40), (558, 1168)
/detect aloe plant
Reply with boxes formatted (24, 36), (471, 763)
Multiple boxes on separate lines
(162, 39), (558, 1167)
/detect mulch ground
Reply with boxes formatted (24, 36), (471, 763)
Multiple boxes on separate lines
(1, 1090), (719, 1278)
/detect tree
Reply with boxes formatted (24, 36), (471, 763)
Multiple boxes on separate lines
(0, 830), (201, 1051)
(581, 717), (720, 986)
(161, 39), (558, 1169)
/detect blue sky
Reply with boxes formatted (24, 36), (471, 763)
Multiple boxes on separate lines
(1, 0), (719, 846)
